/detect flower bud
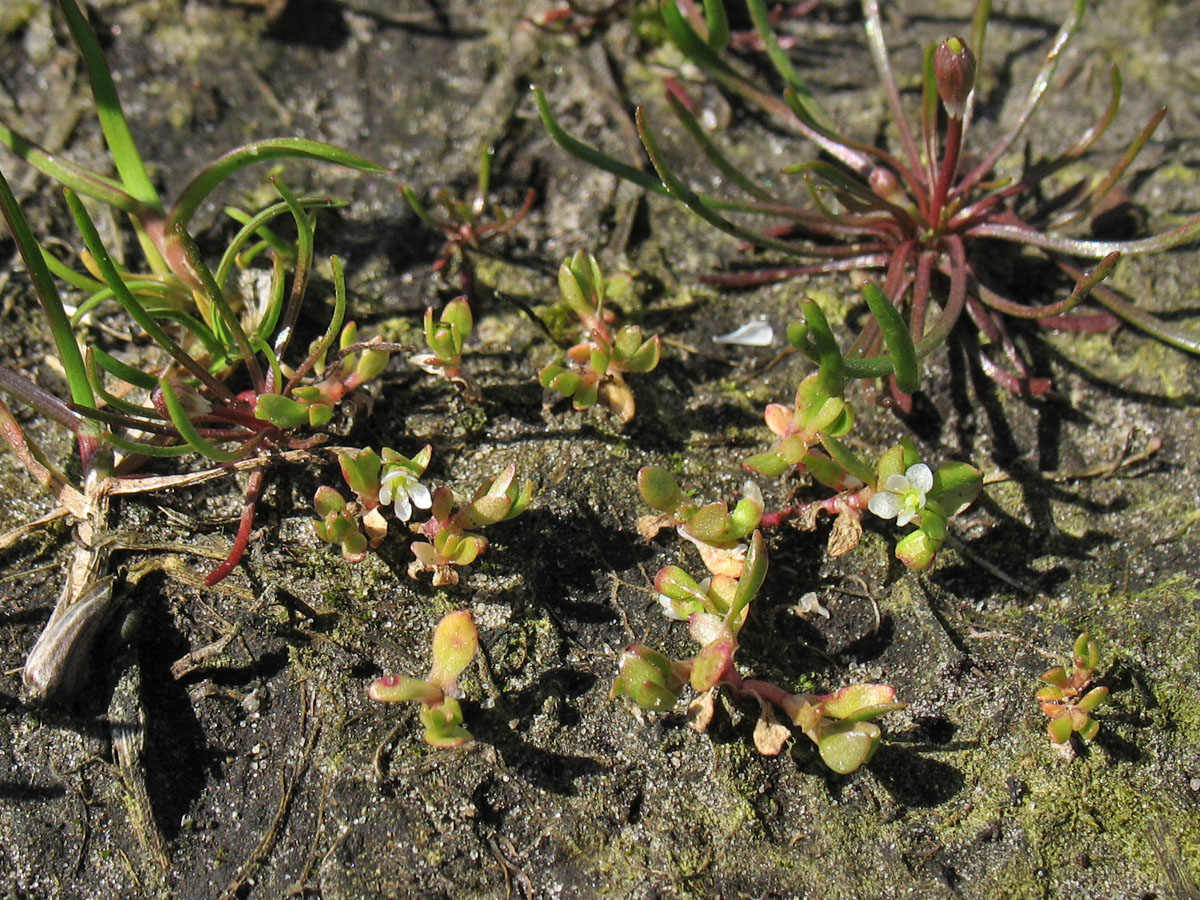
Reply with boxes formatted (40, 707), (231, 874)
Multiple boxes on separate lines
(933, 36), (976, 119)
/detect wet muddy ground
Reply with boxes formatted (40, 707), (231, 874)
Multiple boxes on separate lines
(1, 1), (1198, 897)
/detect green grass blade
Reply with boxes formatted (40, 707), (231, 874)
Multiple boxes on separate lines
(635, 109), (816, 257)
(221, 207), (293, 267)
(91, 346), (158, 391)
(268, 177), (316, 353)
(57, 0), (162, 211)
(214, 196), (341, 290)
(169, 224), (264, 390)
(64, 188), (236, 401)
(167, 138), (388, 232)
(0, 120), (146, 213)
(284, 255), (346, 392)
(71, 278), (187, 326)
(532, 86), (668, 197)
(41, 246), (104, 293)
(401, 184), (449, 229)
(84, 349), (163, 420)
(743, 0), (830, 130)
(702, 0), (729, 50)
(0, 171), (94, 410)
(664, 92), (775, 202)
(106, 430), (195, 458)
(253, 335), (285, 395)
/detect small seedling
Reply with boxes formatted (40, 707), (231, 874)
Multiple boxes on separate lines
(408, 465), (534, 586)
(1037, 631), (1109, 746)
(410, 296), (480, 400)
(368, 610), (479, 748)
(539, 251), (661, 423)
(401, 145), (535, 299)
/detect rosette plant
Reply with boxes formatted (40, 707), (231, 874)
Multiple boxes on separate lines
(1036, 631), (1109, 746)
(0, 0), (388, 701)
(536, 0), (1200, 407)
(539, 251), (661, 422)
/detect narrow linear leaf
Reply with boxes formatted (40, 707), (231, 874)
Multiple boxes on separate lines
(862, 281), (919, 393)
(532, 86), (667, 197)
(64, 188), (235, 401)
(157, 379), (245, 462)
(167, 139), (388, 233)
(57, 0), (162, 211)
(0, 172), (93, 409)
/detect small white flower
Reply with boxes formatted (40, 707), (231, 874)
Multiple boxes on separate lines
(868, 463), (934, 527)
(379, 467), (433, 521)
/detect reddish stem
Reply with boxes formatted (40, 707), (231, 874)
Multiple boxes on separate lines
(205, 465), (267, 586)
(931, 115), (964, 225)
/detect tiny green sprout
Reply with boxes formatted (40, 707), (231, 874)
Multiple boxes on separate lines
(312, 485), (369, 563)
(784, 684), (906, 774)
(411, 296), (480, 399)
(539, 251), (661, 423)
(409, 465), (534, 586)
(610, 644), (687, 712)
(1037, 632), (1110, 747)
(401, 144), (535, 299)
(369, 610), (479, 749)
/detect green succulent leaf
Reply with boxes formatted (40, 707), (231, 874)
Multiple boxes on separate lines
(690, 637), (734, 692)
(862, 280), (920, 394)
(420, 698), (473, 748)
(817, 720), (882, 774)
(1048, 714), (1074, 744)
(930, 461), (982, 517)
(727, 530), (767, 631)
(254, 393), (310, 430)
(1078, 686), (1109, 713)
(427, 610), (479, 693)
(686, 502), (732, 543)
(821, 683), (900, 719)
(368, 675), (441, 705)
(611, 644), (684, 711)
(894, 526), (938, 570)
(638, 466), (684, 513)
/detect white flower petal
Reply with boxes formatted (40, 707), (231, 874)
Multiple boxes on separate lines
(884, 473), (911, 494)
(658, 593), (688, 621)
(741, 478), (763, 507)
(906, 463), (934, 494)
(896, 510), (916, 527)
(394, 494), (413, 521)
(868, 491), (901, 520)
(409, 482), (432, 509)
(713, 320), (775, 347)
